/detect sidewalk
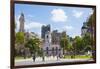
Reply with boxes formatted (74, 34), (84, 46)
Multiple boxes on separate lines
(15, 56), (58, 62)
(15, 56), (93, 66)
(15, 56), (93, 62)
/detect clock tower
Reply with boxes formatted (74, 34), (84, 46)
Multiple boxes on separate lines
(19, 13), (25, 32)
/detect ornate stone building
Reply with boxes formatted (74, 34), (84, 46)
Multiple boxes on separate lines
(81, 22), (92, 37)
(81, 22), (88, 37)
(41, 24), (50, 39)
(16, 13), (31, 57)
(41, 25), (63, 56)
(51, 30), (62, 45)
(19, 13), (25, 32)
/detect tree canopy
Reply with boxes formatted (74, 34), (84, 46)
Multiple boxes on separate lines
(16, 32), (24, 44)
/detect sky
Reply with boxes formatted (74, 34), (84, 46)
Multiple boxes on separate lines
(15, 3), (93, 38)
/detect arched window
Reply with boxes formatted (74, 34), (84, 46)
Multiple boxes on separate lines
(47, 35), (48, 38)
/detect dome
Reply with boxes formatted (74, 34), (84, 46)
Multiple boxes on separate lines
(81, 26), (87, 29)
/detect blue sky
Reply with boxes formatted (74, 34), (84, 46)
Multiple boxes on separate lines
(15, 4), (93, 38)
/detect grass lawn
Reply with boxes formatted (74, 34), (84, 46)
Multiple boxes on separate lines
(15, 56), (31, 60)
(63, 55), (92, 59)
(15, 55), (92, 60)
(15, 56), (24, 60)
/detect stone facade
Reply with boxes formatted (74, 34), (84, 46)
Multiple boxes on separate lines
(81, 22), (88, 37)
(19, 13), (25, 32)
(41, 25), (63, 56)
(41, 24), (50, 39)
(81, 22), (92, 37)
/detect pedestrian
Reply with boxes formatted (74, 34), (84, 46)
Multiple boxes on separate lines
(42, 53), (45, 61)
(32, 53), (36, 62)
(57, 54), (59, 60)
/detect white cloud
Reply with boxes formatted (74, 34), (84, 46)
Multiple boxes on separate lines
(25, 22), (44, 37)
(64, 26), (73, 30)
(15, 14), (44, 33)
(51, 8), (68, 22)
(16, 20), (19, 30)
(73, 10), (83, 18)
(89, 9), (93, 15)
(15, 15), (20, 32)
(27, 14), (34, 18)
(25, 22), (44, 30)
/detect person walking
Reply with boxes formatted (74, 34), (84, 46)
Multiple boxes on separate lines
(42, 53), (45, 61)
(57, 54), (59, 60)
(32, 53), (36, 62)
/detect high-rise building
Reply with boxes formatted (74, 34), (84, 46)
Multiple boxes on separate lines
(19, 13), (25, 32)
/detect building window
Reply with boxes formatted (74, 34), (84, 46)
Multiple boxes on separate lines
(46, 47), (48, 54)
(47, 35), (48, 38)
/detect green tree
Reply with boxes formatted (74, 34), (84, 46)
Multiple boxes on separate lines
(84, 45), (92, 52)
(86, 9), (96, 60)
(25, 37), (41, 56)
(82, 33), (92, 52)
(60, 31), (69, 56)
(15, 32), (25, 57)
(16, 32), (24, 44)
(74, 36), (84, 55)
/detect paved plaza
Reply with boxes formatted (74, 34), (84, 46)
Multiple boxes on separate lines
(15, 56), (93, 66)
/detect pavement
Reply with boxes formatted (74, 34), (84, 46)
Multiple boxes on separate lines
(15, 56), (93, 66)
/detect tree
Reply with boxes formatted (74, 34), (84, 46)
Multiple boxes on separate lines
(16, 32), (24, 45)
(15, 32), (25, 56)
(25, 37), (41, 56)
(74, 36), (84, 55)
(60, 31), (69, 56)
(84, 45), (92, 52)
(82, 33), (92, 52)
(86, 9), (96, 60)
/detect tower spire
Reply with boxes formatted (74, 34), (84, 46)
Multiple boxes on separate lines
(19, 12), (25, 32)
